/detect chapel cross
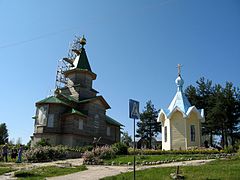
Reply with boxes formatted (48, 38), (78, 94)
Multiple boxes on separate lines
(177, 64), (182, 76)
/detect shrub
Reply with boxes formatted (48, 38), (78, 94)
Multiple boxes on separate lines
(66, 145), (93, 153)
(96, 146), (116, 159)
(233, 142), (240, 152)
(112, 142), (128, 155)
(82, 150), (100, 164)
(83, 146), (116, 164)
(223, 146), (235, 153)
(238, 147), (240, 157)
(24, 146), (67, 162)
(35, 138), (51, 147)
(128, 148), (220, 155)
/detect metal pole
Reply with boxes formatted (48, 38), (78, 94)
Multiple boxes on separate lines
(134, 118), (136, 180)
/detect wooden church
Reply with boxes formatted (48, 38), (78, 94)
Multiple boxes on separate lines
(158, 65), (205, 150)
(31, 36), (123, 147)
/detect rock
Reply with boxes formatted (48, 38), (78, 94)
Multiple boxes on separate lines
(56, 162), (72, 168)
(170, 173), (184, 180)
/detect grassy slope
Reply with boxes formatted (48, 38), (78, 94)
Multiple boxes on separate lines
(15, 165), (87, 180)
(0, 167), (14, 175)
(102, 157), (240, 180)
(0, 163), (15, 175)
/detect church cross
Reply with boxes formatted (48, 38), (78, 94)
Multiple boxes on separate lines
(177, 64), (182, 76)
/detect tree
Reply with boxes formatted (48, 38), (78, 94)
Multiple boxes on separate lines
(0, 123), (8, 144)
(185, 77), (215, 145)
(185, 77), (240, 147)
(121, 131), (132, 146)
(9, 138), (15, 145)
(16, 137), (22, 145)
(136, 100), (161, 149)
(222, 82), (240, 146)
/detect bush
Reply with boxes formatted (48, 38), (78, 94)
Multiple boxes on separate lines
(82, 146), (116, 164)
(96, 146), (116, 159)
(82, 150), (100, 164)
(233, 142), (240, 152)
(112, 142), (128, 155)
(223, 146), (235, 153)
(67, 145), (93, 153)
(128, 148), (220, 155)
(25, 146), (67, 162)
(35, 138), (51, 147)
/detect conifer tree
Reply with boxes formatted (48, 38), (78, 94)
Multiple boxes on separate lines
(185, 77), (240, 147)
(0, 123), (8, 144)
(136, 100), (161, 149)
(121, 131), (132, 146)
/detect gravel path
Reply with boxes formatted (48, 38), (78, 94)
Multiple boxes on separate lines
(47, 159), (214, 180)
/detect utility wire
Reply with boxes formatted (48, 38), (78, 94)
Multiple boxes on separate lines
(0, 26), (80, 49)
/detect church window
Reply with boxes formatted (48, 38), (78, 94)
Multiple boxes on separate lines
(47, 114), (54, 127)
(164, 126), (167, 142)
(37, 105), (48, 126)
(94, 114), (100, 133)
(79, 119), (83, 130)
(107, 126), (111, 136)
(191, 125), (195, 142)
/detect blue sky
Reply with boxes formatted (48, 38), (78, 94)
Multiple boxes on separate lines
(0, 0), (239, 144)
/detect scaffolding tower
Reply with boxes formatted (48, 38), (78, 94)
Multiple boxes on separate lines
(55, 36), (82, 89)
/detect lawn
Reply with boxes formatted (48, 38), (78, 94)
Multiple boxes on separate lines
(14, 165), (87, 180)
(102, 157), (240, 180)
(0, 167), (14, 175)
(0, 163), (15, 175)
(103, 154), (213, 165)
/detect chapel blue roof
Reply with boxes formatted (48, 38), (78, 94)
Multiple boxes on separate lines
(167, 75), (192, 114)
(158, 71), (205, 122)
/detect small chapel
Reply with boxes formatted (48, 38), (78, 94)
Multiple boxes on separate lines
(158, 65), (205, 150)
(31, 36), (123, 147)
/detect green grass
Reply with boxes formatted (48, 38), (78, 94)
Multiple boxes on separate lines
(0, 167), (14, 175)
(104, 154), (211, 165)
(0, 163), (15, 175)
(14, 165), (87, 180)
(102, 157), (240, 180)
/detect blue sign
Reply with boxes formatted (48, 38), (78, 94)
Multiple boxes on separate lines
(129, 99), (140, 119)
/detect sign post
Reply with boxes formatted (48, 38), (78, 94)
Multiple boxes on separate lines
(129, 99), (140, 180)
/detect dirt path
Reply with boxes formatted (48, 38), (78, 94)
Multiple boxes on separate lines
(47, 159), (214, 180)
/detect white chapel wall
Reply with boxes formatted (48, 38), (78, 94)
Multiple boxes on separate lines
(162, 118), (171, 150)
(170, 111), (186, 150)
(186, 112), (201, 148)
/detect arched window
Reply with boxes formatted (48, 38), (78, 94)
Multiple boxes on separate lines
(190, 125), (195, 142)
(164, 126), (167, 142)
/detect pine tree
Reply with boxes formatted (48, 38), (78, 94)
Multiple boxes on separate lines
(185, 77), (214, 145)
(136, 100), (161, 149)
(121, 131), (132, 146)
(0, 123), (8, 144)
(185, 77), (240, 147)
